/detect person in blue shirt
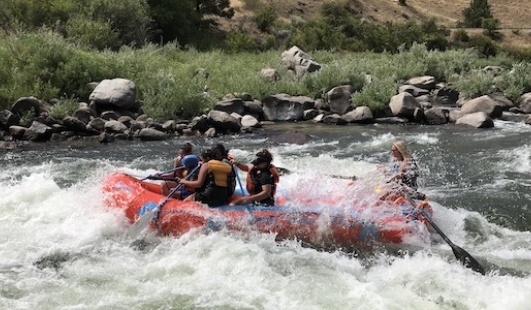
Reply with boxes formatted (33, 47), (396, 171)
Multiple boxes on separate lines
(160, 142), (200, 199)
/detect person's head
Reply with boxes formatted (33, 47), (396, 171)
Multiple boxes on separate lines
(179, 142), (193, 157)
(181, 154), (199, 169)
(213, 143), (229, 158)
(251, 149), (273, 168)
(200, 147), (223, 162)
(391, 141), (411, 161)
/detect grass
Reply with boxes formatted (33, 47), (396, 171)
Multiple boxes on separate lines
(1, 32), (530, 119)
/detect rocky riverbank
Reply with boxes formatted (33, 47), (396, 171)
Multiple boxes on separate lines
(2, 46), (531, 150)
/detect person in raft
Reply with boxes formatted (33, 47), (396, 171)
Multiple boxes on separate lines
(230, 149), (280, 206)
(159, 142), (200, 199)
(212, 143), (237, 200)
(386, 140), (426, 200)
(179, 147), (233, 207)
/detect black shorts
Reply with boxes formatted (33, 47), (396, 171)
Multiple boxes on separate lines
(195, 186), (228, 207)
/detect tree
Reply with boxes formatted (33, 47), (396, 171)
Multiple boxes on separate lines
(462, 0), (493, 28)
(482, 17), (501, 40)
(147, 0), (198, 46)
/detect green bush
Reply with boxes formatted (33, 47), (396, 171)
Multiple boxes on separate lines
(65, 17), (120, 50)
(481, 18), (501, 40)
(496, 62), (531, 103)
(50, 97), (78, 119)
(351, 77), (397, 115)
(449, 70), (497, 98)
(462, 0), (493, 28)
(254, 5), (277, 33)
(224, 32), (258, 52)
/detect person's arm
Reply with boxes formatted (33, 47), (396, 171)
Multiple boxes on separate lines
(180, 163), (208, 188)
(231, 160), (251, 172)
(231, 184), (271, 205)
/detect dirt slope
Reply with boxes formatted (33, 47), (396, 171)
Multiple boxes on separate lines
(229, 0), (531, 47)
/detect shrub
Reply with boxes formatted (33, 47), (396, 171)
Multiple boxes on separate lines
(462, 0), (493, 28)
(496, 62), (531, 102)
(65, 17), (120, 50)
(50, 97), (78, 119)
(224, 32), (258, 52)
(482, 18), (501, 40)
(351, 77), (397, 115)
(254, 5), (277, 33)
(449, 70), (497, 98)
(141, 69), (211, 119)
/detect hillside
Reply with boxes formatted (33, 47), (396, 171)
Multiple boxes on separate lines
(229, 0), (531, 47)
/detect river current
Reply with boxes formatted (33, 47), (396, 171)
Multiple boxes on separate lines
(1, 120), (530, 309)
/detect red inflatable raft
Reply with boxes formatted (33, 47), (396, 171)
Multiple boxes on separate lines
(103, 173), (433, 249)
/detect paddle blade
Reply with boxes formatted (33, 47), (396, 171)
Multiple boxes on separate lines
(451, 245), (486, 275)
(127, 210), (157, 239)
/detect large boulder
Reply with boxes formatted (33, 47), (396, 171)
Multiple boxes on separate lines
(389, 92), (423, 121)
(460, 95), (503, 118)
(11, 96), (45, 117)
(214, 98), (245, 116)
(138, 128), (168, 141)
(89, 78), (136, 109)
(260, 68), (280, 82)
(23, 121), (53, 142)
(342, 106), (374, 123)
(456, 112), (494, 128)
(404, 76), (436, 91)
(519, 93), (531, 113)
(262, 94), (314, 121)
(326, 85), (353, 115)
(0, 110), (20, 129)
(207, 110), (241, 133)
(281, 46), (321, 78)
(424, 107), (449, 125)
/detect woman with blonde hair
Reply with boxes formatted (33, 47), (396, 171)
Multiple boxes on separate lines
(389, 140), (424, 199)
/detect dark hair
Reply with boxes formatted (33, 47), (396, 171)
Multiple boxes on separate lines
(201, 147), (223, 161)
(255, 149), (272, 163)
(213, 143), (229, 157)
(179, 142), (193, 154)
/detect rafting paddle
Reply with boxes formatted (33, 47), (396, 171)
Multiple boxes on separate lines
(407, 196), (486, 275)
(128, 165), (200, 239)
(141, 166), (184, 181)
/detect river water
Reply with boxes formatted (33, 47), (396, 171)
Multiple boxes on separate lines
(1, 120), (530, 309)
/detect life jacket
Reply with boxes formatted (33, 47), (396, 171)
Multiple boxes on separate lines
(246, 164), (279, 196)
(203, 159), (232, 188)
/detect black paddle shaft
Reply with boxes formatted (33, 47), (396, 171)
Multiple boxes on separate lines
(421, 210), (486, 275)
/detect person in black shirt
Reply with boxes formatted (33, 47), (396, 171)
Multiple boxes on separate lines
(230, 149), (278, 206)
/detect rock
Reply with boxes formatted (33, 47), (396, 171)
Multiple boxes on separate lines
(104, 120), (128, 133)
(262, 94), (314, 121)
(23, 121), (53, 142)
(267, 131), (312, 145)
(11, 96), (44, 117)
(214, 99), (245, 116)
(89, 78), (136, 109)
(138, 128), (168, 141)
(404, 76), (436, 90)
(342, 106), (374, 123)
(326, 85), (353, 115)
(207, 110), (241, 133)
(260, 68), (280, 82)
(424, 107), (449, 125)
(460, 95), (503, 118)
(73, 107), (97, 124)
(456, 112), (494, 128)
(389, 92), (422, 121)
(241, 115), (261, 128)
(0, 110), (20, 129)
